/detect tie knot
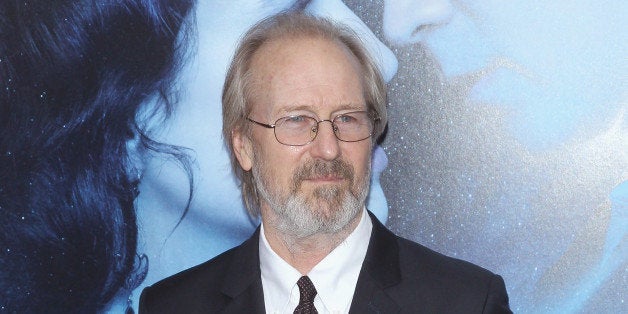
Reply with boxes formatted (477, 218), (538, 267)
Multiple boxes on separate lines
(296, 276), (317, 302)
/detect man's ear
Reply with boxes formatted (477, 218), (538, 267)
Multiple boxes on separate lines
(232, 129), (253, 171)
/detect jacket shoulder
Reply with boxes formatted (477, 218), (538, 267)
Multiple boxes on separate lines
(394, 236), (511, 313)
(364, 213), (510, 313)
(397, 236), (492, 277)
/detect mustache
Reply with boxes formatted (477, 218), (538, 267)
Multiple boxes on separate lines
(292, 159), (355, 189)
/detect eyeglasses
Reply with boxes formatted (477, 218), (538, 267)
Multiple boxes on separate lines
(247, 110), (379, 146)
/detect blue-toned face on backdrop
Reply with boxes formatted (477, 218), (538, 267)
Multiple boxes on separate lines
(383, 0), (626, 150)
(378, 0), (626, 312)
(133, 0), (398, 302)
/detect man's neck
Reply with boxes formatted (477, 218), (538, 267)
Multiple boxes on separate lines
(262, 210), (363, 275)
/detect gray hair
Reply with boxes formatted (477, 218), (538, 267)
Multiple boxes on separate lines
(222, 12), (388, 216)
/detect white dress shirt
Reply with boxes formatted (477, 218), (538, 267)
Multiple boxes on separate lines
(259, 208), (373, 314)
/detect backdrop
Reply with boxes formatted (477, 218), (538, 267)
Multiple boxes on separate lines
(348, 1), (627, 313)
(132, 1), (626, 313)
(7, 1), (623, 312)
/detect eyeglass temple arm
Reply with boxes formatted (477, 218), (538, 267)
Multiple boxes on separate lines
(247, 117), (275, 129)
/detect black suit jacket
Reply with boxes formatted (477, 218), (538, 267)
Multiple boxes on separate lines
(140, 212), (512, 313)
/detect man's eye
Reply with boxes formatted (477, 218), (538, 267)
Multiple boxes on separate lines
(281, 115), (312, 129)
(336, 115), (357, 124)
(286, 115), (306, 123)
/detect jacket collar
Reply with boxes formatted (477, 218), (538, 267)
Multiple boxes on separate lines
(349, 211), (402, 313)
(218, 211), (402, 313)
(220, 228), (266, 313)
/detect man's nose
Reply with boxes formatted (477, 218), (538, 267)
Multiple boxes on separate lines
(309, 120), (341, 161)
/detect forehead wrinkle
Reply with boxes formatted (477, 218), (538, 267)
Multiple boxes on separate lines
(256, 72), (364, 117)
(276, 102), (366, 116)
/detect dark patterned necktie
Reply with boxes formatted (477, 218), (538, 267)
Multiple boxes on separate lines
(293, 276), (318, 314)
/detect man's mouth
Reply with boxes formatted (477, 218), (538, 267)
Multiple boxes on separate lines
(292, 159), (355, 191)
(304, 175), (345, 182)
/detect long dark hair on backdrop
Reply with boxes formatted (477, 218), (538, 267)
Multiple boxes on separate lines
(0, 0), (194, 312)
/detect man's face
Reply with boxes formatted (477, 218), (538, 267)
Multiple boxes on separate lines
(137, 1), (397, 250)
(236, 37), (373, 237)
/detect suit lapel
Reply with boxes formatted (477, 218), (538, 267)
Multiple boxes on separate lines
(349, 212), (402, 313)
(216, 214), (402, 313)
(219, 228), (266, 314)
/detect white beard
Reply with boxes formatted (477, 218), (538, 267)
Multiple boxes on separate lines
(253, 156), (370, 238)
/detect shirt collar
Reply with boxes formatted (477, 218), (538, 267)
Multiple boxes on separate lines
(259, 222), (302, 312)
(259, 208), (373, 313)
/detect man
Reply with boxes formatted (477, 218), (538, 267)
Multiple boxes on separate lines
(139, 12), (512, 313)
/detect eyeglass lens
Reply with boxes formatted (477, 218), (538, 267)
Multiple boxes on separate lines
(274, 111), (373, 146)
